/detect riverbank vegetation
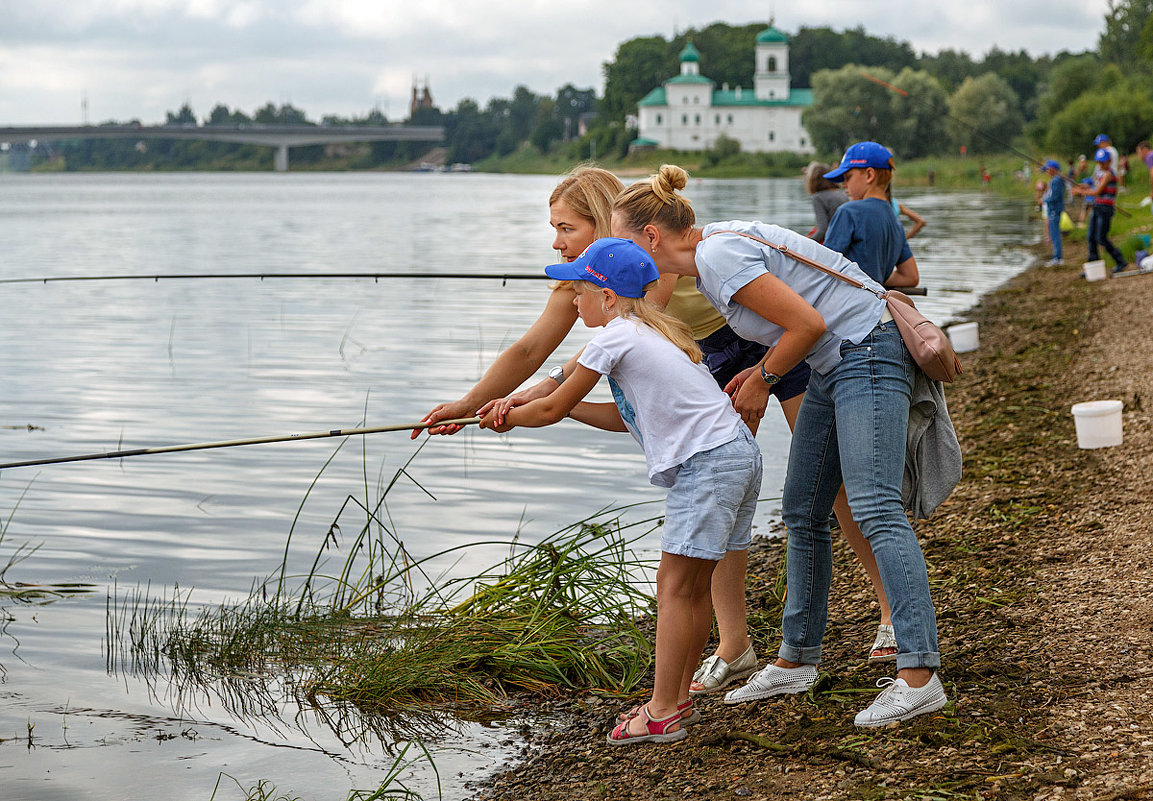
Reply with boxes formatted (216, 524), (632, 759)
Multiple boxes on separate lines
(11, 1), (1153, 177)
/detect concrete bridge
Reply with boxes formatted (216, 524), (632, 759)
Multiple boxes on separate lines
(0, 124), (445, 171)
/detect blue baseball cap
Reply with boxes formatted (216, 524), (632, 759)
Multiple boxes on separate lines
(823, 141), (895, 181)
(544, 238), (659, 298)
(1093, 133), (1110, 145)
(1042, 159), (1061, 172)
(1095, 148), (1111, 163)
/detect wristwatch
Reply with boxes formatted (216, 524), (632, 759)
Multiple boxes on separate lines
(548, 365), (566, 386)
(760, 364), (782, 385)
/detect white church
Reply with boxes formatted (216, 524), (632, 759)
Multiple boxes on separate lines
(633, 25), (814, 154)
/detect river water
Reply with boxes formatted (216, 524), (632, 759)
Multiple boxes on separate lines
(0, 172), (1037, 800)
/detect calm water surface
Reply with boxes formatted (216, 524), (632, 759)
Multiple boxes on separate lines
(0, 172), (1038, 800)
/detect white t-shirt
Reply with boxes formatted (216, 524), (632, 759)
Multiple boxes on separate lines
(579, 316), (742, 487)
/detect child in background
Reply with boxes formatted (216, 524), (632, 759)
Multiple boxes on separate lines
(479, 238), (762, 745)
(1041, 160), (1066, 266)
(821, 141), (919, 288)
(1074, 148), (1128, 273)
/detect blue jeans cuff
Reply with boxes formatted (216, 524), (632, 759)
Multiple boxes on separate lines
(778, 644), (822, 665)
(895, 651), (941, 671)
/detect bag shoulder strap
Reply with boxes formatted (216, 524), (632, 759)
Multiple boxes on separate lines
(704, 229), (886, 300)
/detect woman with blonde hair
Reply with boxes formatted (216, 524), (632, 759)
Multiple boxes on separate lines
(611, 164), (947, 727)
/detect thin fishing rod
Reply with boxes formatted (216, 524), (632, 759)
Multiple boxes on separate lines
(0, 269), (927, 295)
(0, 417), (481, 471)
(860, 71), (1132, 217)
(0, 272), (554, 286)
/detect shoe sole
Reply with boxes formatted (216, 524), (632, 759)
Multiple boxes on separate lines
(723, 681), (815, 705)
(867, 652), (898, 664)
(606, 727), (688, 745)
(688, 665), (756, 695)
(853, 694), (948, 727)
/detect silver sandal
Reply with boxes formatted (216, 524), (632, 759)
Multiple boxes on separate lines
(868, 623), (898, 663)
(689, 644), (757, 694)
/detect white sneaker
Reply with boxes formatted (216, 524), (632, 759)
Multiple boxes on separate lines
(853, 673), (947, 727)
(723, 663), (818, 705)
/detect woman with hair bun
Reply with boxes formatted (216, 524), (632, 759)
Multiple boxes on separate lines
(611, 164), (947, 727)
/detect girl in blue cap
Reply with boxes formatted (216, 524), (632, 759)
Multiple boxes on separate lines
(611, 165), (950, 728)
(479, 237), (762, 745)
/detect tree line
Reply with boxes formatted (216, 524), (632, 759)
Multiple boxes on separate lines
(26, 1), (1153, 171)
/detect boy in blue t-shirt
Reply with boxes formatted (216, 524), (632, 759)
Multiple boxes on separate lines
(1041, 160), (1066, 266)
(821, 142), (919, 287)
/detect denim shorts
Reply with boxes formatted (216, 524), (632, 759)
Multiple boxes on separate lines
(662, 426), (762, 560)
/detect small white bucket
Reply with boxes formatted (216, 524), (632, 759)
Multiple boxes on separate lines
(946, 322), (979, 353)
(1071, 400), (1123, 449)
(1083, 260), (1107, 282)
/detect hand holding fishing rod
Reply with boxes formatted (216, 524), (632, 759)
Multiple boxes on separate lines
(0, 417), (481, 471)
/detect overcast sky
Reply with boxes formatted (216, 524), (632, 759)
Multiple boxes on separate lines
(0, 0), (1111, 126)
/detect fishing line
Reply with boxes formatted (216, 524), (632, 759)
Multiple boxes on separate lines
(861, 71), (1132, 217)
(0, 417), (481, 471)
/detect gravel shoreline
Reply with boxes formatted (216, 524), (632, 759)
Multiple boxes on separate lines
(472, 236), (1153, 801)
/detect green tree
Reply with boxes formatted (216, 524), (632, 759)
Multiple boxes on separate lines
(1100, 0), (1153, 67)
(918, 49), (978, 92)
(789, 26), (917, 88)
(1043, 74), (1153, 154)
(601, 36), (675, 121)
(803, 65), (903, 155)
(947, 74), (1024, 154)
(165, 103), (197, 126)
(885, 68), (950, 159)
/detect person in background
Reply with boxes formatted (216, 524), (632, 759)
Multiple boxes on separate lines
(1074, 148), (1128, 274)
(821, 142), (919, 288)
(1041, 160), (1066, 266)
(479, 238), (763, 746)
(885, 185), (926, 239)
(1093, 134), (1119, 179)
(803, 161), (848, 243)
(611, 164), (948, 727)
(1137, 141), (1153, 207)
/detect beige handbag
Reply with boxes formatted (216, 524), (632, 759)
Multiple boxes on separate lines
(708, 230), (962, 382)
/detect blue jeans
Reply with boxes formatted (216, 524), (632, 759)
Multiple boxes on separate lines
(1047, 213), (1063, 261)
(779, 321), (940, 671)
(1088, 205), (1125, 266)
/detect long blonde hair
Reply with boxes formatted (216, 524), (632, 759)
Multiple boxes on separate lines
(579, 280), (702, 363)
(612, 164), (697, 236)
(550, 164), (625, 238)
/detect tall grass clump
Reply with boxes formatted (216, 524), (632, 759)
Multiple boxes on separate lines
(109, 442), (663, 721)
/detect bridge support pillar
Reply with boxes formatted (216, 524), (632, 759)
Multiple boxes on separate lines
(274, 144), (289, 172)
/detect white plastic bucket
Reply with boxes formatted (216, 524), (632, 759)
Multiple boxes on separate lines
(1071, 400), (1123, 449)
(946, 322), (979, 353)
(1083, 260), (1107, 282)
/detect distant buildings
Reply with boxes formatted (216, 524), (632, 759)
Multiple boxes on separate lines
(409, 78), (435, 120)
(632, 25), (814, 154)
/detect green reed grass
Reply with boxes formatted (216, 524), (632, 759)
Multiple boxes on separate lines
(110, 441), (663, 719)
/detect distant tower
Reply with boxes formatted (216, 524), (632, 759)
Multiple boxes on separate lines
(409, 76), (435, 119)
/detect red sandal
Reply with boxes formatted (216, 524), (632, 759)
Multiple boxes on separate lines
(617, 698), (700, 725)
(606, 704), (688, 745)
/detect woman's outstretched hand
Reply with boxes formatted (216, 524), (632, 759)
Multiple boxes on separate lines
(478, 404), (515, 433)
(411, 400), (472, 439)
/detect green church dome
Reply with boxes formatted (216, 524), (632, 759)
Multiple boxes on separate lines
(756, 26), (788, 43)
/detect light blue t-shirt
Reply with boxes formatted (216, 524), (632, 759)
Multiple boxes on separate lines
(695, 221), (887, 375)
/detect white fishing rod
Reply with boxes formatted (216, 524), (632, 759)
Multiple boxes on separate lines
(0, 417), (481, 471)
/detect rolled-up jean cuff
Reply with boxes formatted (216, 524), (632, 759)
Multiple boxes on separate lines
(778, 643), (822, 666)
(895, 651), (941, 671)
